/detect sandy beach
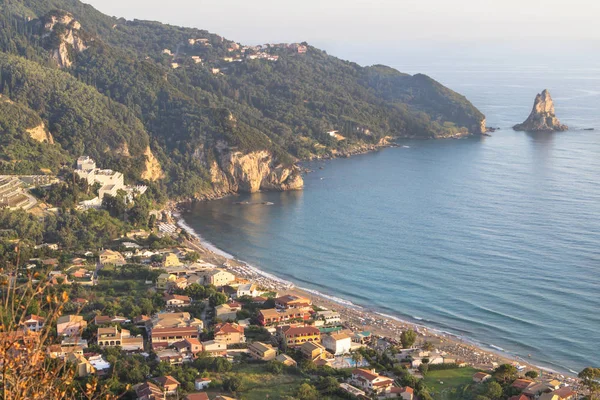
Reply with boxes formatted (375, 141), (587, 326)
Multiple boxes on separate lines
(174, 212), (579, 385)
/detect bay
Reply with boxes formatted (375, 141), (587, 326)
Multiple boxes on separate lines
(182, 59), (600, 374)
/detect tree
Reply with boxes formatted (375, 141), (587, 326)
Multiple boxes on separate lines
(400, 329), (417, 348)
(483, 381), (503, 400)
(525, 370), (538, 379)
(209, 292), (227, 308)
(418, 363), (429, 375)
(422, 341), (435, 351)
(318, 376), (339, 394)
(297, 382), (319, 400)
(266, 360), (283, 375)
(493, 364), (518, 383)
(579, 367), (600, 400)
(350, 350), (363, 368)
(222, 375), (244, 392)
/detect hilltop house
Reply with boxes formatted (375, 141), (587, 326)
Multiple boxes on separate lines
(201, 340), (227, 357)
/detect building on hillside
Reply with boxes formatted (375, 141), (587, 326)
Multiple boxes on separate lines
(258, 308), (311, 326)
(278, 325), (320, 348)
(300, 341), (328, 361)
(163, 253), (182, 267)
(155, 375), (180, 396)
(94, 315), (128, 326)
(22, 314), (45, 332)
(99, 249), (126, 266)
(214, 323), (245, 345)
(201, 340), (227, 357)
(322, 332), (352, 356)
(275, 294), (311, 309)
(151, 327), (200, 350)
(511, 379), (535, 391)
(315, 310), (341, 325)
(473, 372), (492, 383)
(248, 341), (276, 361)
(150, 312), (203, 330)
(186, 392), (209, 400)
(67, 353), (95, 377)
(172, 338), (202, 361)
(57, 315), (87, 336)
(135, 381), (164, 400)
(215, 302), (241, 321)
(275, 353), (297, 367)
(194, 378), (212, 391)
(156, 273), (177, 290)
(391, 386), (414, 400)
(75, 156), (147, 205)
(236, 283), (260, 298)
(351, 368), (395, 395)
(199, 269), (235, 287)
(164, 294), (191, 307)
(97, 326), (144, 351)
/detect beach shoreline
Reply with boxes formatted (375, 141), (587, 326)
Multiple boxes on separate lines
(173, 210), (578, 381)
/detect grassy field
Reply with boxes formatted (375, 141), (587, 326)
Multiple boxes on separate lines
(423, 367), (481, 399)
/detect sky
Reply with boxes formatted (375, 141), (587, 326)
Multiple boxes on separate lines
(83, 0), (600, 65)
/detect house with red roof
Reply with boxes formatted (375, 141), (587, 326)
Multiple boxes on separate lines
(278, 324), (320, 347)
(155, 375), (180, 395)
(214, 323), (245, 344)
(351, 368), (394, 394)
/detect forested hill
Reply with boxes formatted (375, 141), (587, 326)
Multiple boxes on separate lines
(0, 0), (486, 199)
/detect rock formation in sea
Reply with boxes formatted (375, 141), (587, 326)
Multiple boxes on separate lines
(513, 89), (568, 132)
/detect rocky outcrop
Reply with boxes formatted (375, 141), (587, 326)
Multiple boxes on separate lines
(202, 142), (303, 196)
(41, 12), (88, 68)
(27, 122), (54, 144)
(514, 90), (568, 132)
(140, 146), (164, 181)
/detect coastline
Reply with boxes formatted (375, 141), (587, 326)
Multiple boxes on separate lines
(173, 211), (578, 380)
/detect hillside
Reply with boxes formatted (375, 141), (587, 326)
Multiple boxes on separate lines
(0, 0), (486, 200)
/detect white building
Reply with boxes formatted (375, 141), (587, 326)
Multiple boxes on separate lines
(322, 332), (352, 356)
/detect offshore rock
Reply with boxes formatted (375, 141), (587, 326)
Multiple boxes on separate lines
(513, 89), (568, 132)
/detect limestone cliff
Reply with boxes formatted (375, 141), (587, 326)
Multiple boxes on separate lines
(140, 146), (164, 181)
(27, 122), (54, 144)
(41, 12), (89, 68)
(200, 142), (303, 197)
(513, 90), (568, 132)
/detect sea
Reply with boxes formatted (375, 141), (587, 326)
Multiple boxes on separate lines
(181, 55), (600, 375)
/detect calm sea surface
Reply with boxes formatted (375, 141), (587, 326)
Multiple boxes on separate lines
(183, 60), (600, 374)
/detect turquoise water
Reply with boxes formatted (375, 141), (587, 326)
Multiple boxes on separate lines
(183, 60), (600, 374)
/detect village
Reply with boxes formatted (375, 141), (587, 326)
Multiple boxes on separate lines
(0, 157), (590, 400)
(12, 215), (587, 400)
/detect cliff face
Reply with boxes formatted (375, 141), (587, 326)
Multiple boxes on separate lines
(41, 12), (89, 68)
(514, 90), (568, 132)
(27, 122), (54, 144)
(203, 143), (303, 197)
(140, 146), (164, 181)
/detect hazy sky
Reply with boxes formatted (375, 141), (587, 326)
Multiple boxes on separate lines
(83, 0), (599, 65)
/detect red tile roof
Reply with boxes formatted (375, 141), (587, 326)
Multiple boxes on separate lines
(155, 375), (180, 387)
(215, 323), (244, 334)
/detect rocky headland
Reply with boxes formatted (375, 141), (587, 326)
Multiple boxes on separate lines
(513, 89), (568, 132)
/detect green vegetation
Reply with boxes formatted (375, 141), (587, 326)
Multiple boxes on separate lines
(0, 0), (485, 200)
(423, 367), (481, 398)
